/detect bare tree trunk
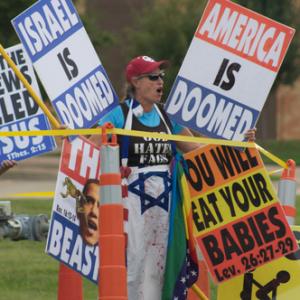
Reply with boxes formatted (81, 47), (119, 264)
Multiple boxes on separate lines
(256, 88), (277, 140)
(75, 0), (86, 15)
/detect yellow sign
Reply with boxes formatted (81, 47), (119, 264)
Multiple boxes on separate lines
(183, 145), (297, 283)
(217, 226), (300, 299)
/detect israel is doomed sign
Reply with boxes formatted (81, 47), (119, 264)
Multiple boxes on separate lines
(12, 0), (118, 130)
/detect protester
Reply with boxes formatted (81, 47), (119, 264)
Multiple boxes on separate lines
(0, 160), (17, 176)
(91, 55), (256, 299)
(77, 178), (100, 246)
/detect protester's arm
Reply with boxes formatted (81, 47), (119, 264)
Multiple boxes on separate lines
(0, 160), (17, 176)
(58, 123), (103, 147)
(89, 126), (102, 147)
(244, 128), (256, 142)
(175, 127), (202, 153)
(90, 105), (124, 147)
(175, 127), (256, 154)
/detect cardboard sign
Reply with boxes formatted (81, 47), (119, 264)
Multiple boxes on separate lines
(46, 137), (101, 283)
(217, 226), (300, 300)
(12, 0), (118, 131)
(165, 0), (295, 141)
(183, 145), (298, 282)
(0, 44), (56, 161)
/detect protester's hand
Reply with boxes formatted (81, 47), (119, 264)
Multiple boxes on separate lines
(0, 160), (17, 176)
(244, 128), (256, 142)
(89, 126), (102, 147)
(58, 124), (69, 140)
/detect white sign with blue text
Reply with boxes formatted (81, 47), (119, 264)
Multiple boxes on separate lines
(46, 137), (101, 283)
(164, 0), (294, 141)
(12, 0), (118, 131)
(0, 44), (56, 162)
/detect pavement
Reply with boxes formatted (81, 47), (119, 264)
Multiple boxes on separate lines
(0, 152), (299, 199)
(0, 153), (60, 198)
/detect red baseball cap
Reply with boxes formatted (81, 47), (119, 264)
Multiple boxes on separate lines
(125, 56), (169, 82)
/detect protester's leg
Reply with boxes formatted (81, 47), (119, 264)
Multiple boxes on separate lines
(125, 193), (146, 300)
(142, 174), (171, 300)
(143, 243), (167, 299)
(126, 172), (171, 299)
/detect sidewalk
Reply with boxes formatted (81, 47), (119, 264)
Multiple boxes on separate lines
(0, 153), (60, 198)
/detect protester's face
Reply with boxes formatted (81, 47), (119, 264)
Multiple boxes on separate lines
(133, 68), (164, 104)
(78, 182), (99, 246)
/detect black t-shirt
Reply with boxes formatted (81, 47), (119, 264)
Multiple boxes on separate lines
(119, 103), (174, 167)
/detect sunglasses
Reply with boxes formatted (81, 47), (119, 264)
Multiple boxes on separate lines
(138, 72), (165, 81)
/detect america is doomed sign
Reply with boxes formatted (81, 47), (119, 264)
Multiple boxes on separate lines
(183, 145), (298, 282)
(165, 0), (295, 141)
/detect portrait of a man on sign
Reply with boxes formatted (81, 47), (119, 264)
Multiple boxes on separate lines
(46, 137), (101, 283)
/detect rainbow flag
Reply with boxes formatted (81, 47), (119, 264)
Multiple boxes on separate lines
(162, 154), (199, 299)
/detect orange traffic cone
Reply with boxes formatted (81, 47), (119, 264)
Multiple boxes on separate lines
(99, 204), (127, 300)
(57, 263), (83, 300)
(98, 123), (127, 300)
(278, 159), (297, 225)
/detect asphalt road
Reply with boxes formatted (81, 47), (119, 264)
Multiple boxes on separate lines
(0, 153), (60, 198)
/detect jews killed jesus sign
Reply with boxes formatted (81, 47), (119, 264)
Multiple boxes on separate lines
(46, 137), (100, 282)
(0, 44), (56, 162)
(183, 145), (298, 283)
(12, 0), (118, 131)
(165, 0), (295, 141)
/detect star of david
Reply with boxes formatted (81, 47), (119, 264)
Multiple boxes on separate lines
(128, 171), (172, 214)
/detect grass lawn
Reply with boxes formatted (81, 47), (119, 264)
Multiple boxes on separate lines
(1, 193), (300, 300)
(257, 139), (300, 165)
(0, 199), (98, 300)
